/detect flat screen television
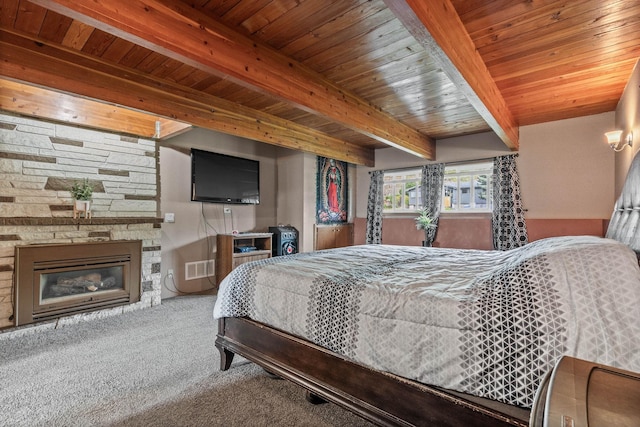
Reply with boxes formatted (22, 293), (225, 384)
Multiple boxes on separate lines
(191, 149), (260, 204)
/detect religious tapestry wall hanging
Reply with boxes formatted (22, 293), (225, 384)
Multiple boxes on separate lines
(316, 157), (348, 224)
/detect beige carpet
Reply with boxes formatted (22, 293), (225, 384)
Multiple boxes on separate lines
(0, 296), (374, 426)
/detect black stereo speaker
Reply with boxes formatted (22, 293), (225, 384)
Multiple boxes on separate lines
(269, 225), (298, 256)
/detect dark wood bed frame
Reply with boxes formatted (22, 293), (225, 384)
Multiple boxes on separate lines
(215, 151), (640, 426)
(216, 317), (530, 426)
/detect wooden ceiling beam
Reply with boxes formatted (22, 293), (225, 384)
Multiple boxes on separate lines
(0, 29), (373, 166)
(156, 117), (193, 140)
(0, 78), (191, 139)
(29, 0), (434, 160)
(384, 0), (519, 150)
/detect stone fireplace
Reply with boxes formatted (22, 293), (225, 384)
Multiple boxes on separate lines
(0, 112), (163, 337)
(14, 241), (142, 326)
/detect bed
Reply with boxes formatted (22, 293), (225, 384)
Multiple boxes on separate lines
(214, 153), (640, 427)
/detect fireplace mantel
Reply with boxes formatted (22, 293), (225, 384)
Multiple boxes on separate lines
(0, 217), (164, 226)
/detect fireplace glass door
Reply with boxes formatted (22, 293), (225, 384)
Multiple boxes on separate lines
(36, 261), (128, 311)
(15, 240), (141, 326)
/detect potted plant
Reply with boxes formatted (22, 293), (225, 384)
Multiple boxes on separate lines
(414, 208), (436, 247)
(70, 179), (94, 218)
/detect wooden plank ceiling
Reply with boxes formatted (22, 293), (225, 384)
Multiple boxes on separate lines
(0, 0), (637, 166)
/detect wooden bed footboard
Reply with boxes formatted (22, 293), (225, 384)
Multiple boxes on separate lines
(215, 317), (530, 427)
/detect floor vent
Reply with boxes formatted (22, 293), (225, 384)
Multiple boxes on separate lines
(185, 260), (214, 280)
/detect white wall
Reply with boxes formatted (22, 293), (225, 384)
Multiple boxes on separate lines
(274, 150), (316, 253)
(274, 149), (299, 229)
(519, 112), (615, 219)
(355, 112), (616, 220)
(160, 128), (277, 298)
(614, 59), (640, 196)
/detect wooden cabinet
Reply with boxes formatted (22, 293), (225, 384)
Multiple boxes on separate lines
(314, 223), (353, 250)
(216, 233), (272, 283)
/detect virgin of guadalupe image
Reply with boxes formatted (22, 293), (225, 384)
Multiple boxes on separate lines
(316, 157), (348, 223)
(326, 159), (341, 213)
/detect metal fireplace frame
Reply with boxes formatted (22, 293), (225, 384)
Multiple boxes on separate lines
(14, 240), (141, 326)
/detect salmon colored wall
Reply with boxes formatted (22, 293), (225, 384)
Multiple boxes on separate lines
(353, 217), (607, 250)
(525, 219), (607, 242)
(434, 217), (494, 249)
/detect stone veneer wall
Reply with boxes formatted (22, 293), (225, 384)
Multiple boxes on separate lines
(0, 112), (162, 334)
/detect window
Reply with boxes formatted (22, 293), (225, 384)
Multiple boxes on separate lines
(382, 161), (493, 214)
(382, 169), (421, 213)
(442, 161), (493, 213)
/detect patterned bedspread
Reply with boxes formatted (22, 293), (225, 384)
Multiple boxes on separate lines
(213, 236), (640, 407)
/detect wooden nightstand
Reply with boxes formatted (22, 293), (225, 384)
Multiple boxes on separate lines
(216, 233), (272, 283)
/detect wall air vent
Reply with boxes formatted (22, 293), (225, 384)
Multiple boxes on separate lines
(185, 260), (214, 281)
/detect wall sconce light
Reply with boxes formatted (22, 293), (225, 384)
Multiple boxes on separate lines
(605, 130), (633, 152)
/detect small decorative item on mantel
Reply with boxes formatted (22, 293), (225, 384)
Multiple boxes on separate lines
(70, 179), (94, 219)
(414, 208), (436, 247)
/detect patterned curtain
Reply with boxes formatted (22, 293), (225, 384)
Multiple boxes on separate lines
(420, 163), (446, 246)
(492, 154), (528, 250)
(365, 170), (384, 244)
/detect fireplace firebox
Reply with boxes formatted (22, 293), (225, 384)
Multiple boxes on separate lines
(14, 240), (141, 326)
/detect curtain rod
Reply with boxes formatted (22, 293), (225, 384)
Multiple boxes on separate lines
(368, 155), (513, 174)
(445, 156), (506, 166)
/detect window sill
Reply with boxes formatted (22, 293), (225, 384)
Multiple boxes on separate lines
(382, 213), (418, 218)
(439, 212), (492, 220)
(383, 212), (492, 220)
